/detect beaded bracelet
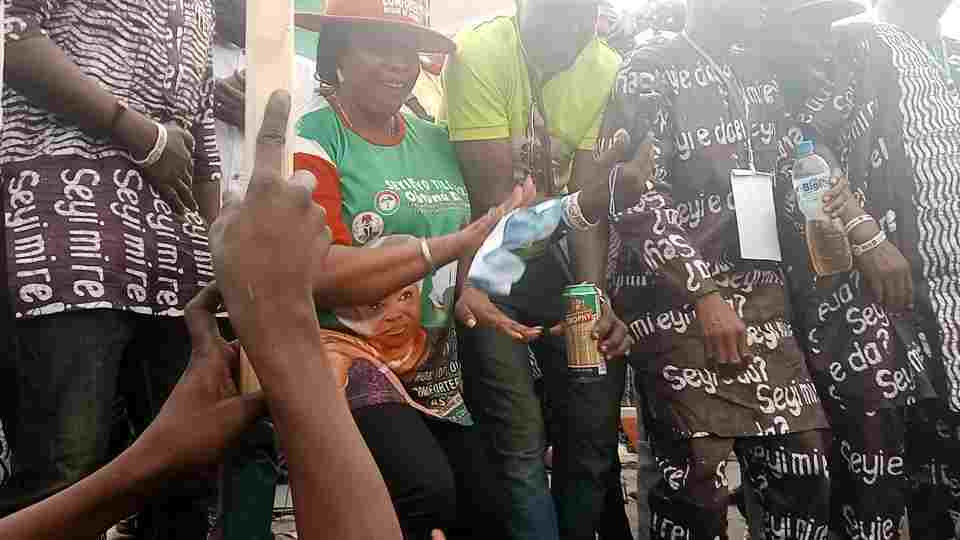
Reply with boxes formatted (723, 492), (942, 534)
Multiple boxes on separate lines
(852, 230), (887, 257)
(562, 191), (599, 232)
(843, 213), (876, 235)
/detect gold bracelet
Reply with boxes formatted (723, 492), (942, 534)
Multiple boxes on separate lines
(419, 238), (436, 273)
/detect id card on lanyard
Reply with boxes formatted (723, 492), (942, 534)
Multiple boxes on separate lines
(683, 32), (782, 262)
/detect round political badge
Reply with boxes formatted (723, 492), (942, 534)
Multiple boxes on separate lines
(375, 190), (402, 216)
(352, 211), (385, 245)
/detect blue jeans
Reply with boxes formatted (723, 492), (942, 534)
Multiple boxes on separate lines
(459, 253), (627, 540)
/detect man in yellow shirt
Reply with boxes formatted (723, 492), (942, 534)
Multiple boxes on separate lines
(443, 1), (631, 538)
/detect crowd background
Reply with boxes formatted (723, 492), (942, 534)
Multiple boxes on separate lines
(4, 0), (960, 540)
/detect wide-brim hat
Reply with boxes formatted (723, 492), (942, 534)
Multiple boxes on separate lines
(787, 0), (866, 23)
(295, 0), (456, 54)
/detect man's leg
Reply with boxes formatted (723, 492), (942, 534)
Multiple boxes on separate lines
(826, 409), (907, 540)
(646, 431), (735, 539)
(459, 302), (558, 540)
(123, 315), (212, 540)
(737, 430), (832, 540)
(540, 331), (629, 540)
(905, 400), (960, 540)
(632, 386), (658, 540)
(0, 310), (132, 516)
(597, 453), (634, 540)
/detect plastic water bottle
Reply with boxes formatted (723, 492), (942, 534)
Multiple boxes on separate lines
(792, 140), (852, 277)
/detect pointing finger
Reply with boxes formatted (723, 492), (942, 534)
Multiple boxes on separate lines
(251, 90), (292, 193)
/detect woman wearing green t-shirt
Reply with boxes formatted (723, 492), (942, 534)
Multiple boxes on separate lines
(294, 2), (497, 538)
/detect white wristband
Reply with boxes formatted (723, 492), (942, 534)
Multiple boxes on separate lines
(852, 230), (887, 257)
(130, 122), (168, 167)
(843, 214), (876, 235)
(562, 191), (598, 232)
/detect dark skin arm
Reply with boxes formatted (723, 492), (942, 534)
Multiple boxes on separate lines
(5, 35), (198, 213)
(551, 150), (630, 358)
(0, 290), (266, 540)
(210, 91), (402, 539)
(453, 140), (544, 340)
(454, 141), (631, 357)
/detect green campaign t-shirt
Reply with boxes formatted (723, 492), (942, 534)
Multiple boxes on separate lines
(442, 16), (621, 192)
(294, 100), (472, 425)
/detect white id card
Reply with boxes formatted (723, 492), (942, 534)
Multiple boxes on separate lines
(730, 169), (782, 262)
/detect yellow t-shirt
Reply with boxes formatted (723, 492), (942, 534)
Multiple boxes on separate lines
(442, 16), (621, 191)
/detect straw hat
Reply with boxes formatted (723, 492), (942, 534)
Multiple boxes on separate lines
(295, 0), (455, 54)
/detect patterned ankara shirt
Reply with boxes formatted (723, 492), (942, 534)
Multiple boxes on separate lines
(2, 0), (220, 319)
(602, 36), (829, 440)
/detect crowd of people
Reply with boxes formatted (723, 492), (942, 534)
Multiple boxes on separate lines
(3, 0), (960, 539)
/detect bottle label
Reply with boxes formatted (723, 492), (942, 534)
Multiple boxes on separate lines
(793, 172), (831, 219)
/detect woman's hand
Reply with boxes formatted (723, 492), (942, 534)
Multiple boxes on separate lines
(455, 285), (543, 342)
(456, 177), (537, 255)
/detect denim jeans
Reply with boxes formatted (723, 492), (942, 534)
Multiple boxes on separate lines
(0, 309), (212, 539)
(459, 253), (627, 540)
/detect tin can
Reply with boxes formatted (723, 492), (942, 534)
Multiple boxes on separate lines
(562, 283), (607, 381)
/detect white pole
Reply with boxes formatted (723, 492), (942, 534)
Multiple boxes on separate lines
(244, 0), (296, 184)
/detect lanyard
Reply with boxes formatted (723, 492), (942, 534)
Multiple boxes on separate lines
(516, 21), (560, 196)
(681, 32), (757, 172)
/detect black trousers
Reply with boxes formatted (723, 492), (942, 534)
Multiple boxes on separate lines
(0, 170), (14, 483)
(0, 309), (212, 539)
(459, 253), (629, 540)
(353, 403), (499, 540)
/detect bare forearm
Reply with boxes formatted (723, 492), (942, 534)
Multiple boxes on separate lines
(569, 151), (611, 287)
(4, 37), (155, 157)
(569, 222), (609, 287)
(317, 234), (468, 308)
(454, 140), (515, 218)
(237, 311), (401, 540)
(0, 449), (159, 540)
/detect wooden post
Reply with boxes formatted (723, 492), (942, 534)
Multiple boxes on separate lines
(239, 0), (297, 393)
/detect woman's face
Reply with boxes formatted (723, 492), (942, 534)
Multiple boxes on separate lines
(355, 284), (423, 352)
(338, 27), (421, 117)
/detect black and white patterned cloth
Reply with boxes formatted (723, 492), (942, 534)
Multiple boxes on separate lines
(2, 0), (220, 320)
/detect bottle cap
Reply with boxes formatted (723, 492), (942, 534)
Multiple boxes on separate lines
(795, 140), (815, 157)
